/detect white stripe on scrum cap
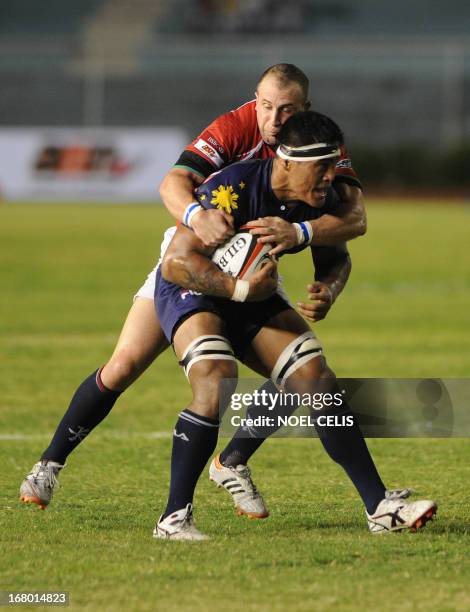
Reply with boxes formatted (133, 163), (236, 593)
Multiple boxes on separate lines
(277, 142), (340, 162)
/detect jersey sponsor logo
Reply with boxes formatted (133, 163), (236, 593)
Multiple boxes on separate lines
(336, 158), (352, 169)
(207, 136), (225, 154)
(194, 138), (224, 167)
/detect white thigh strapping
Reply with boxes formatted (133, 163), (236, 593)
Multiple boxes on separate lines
(179, 335), (235, 378)
(271, 331), (323, 387)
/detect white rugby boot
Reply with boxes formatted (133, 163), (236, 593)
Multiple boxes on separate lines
(153, 504), (209, 541)
(209, 454), (269, 519)
(385, 488), (414, 500)
(367, 497), (437, 534)
(19, 459), (64, 510)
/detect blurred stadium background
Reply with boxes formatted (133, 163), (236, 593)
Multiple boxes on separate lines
(0, 0), (469, 200)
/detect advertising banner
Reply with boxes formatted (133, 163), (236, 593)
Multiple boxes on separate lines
(0, 127), (188, 202)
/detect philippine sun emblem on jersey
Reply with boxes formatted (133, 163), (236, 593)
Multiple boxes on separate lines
(211, 185), (239, 213)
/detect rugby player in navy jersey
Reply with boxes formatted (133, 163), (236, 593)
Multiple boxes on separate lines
(19, 64), (369, 511)
(153, 111), (436, 540)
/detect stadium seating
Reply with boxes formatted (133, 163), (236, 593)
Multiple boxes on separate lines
(0, 0), (102, 35)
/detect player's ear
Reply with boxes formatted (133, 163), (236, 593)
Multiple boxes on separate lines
(304, 100), (311, 111)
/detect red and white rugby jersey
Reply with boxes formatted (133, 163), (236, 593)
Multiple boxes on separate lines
(174, 100), (361, 188)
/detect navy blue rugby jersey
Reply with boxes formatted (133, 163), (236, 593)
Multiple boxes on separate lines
(195, 158), (340, 255)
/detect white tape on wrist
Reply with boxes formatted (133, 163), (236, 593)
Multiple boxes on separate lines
(183, 202), (204, 227)
(231, 279), (250, 302)
(293, 222), (314, 245)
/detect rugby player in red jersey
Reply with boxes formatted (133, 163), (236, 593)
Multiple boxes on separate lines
(19, 64), (375, 512)
(162, 63), (364, 252)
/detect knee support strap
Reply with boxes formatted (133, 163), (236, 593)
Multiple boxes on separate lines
(271, 331), (322, 387)
(179, 335), (235, 378)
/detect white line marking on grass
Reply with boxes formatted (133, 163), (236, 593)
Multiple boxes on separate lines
(0, 431), (171, 441)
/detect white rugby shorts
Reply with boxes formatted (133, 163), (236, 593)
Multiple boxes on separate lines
(134, 226), (177, 300)
(134, 225), (291, 305)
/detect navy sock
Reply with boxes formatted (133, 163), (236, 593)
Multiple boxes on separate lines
(163, 409), (219, 518)
(41, 368), (121, 464)
(314, 406), (386, 514)
(220, 379), (299, 467)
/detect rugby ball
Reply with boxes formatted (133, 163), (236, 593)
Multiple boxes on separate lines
(212, 230), (272, 280)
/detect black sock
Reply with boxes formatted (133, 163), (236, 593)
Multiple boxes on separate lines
(163, 409), (219, 519)
(41, 368), (121, 464)
(314, 406), (386, 514)
(220, 379), (299, 467)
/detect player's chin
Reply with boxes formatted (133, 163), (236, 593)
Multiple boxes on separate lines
(264, 133), (279, 145)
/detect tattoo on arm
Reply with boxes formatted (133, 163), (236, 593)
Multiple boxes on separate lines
(181, 267), (233, 298)
(161, 225), (234, 298)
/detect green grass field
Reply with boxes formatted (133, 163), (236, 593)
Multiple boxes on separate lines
(1, 201), (470, 611)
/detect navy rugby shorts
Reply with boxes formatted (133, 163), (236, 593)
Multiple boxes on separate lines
(155, 268), (290, 359)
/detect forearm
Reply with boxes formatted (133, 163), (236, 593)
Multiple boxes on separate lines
(160, 167), (234, 246)
(162, 250), (235, 298)
(313, 248), (351, 302)
(298, 245), (351, 323)
(162, 224), (277, 302)
(159, 168), (204, 222)
(308, 185), (366, 246)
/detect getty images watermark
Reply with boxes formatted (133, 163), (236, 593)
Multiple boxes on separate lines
(230, 388), (353, 429)
(218, 379), (470, 438)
